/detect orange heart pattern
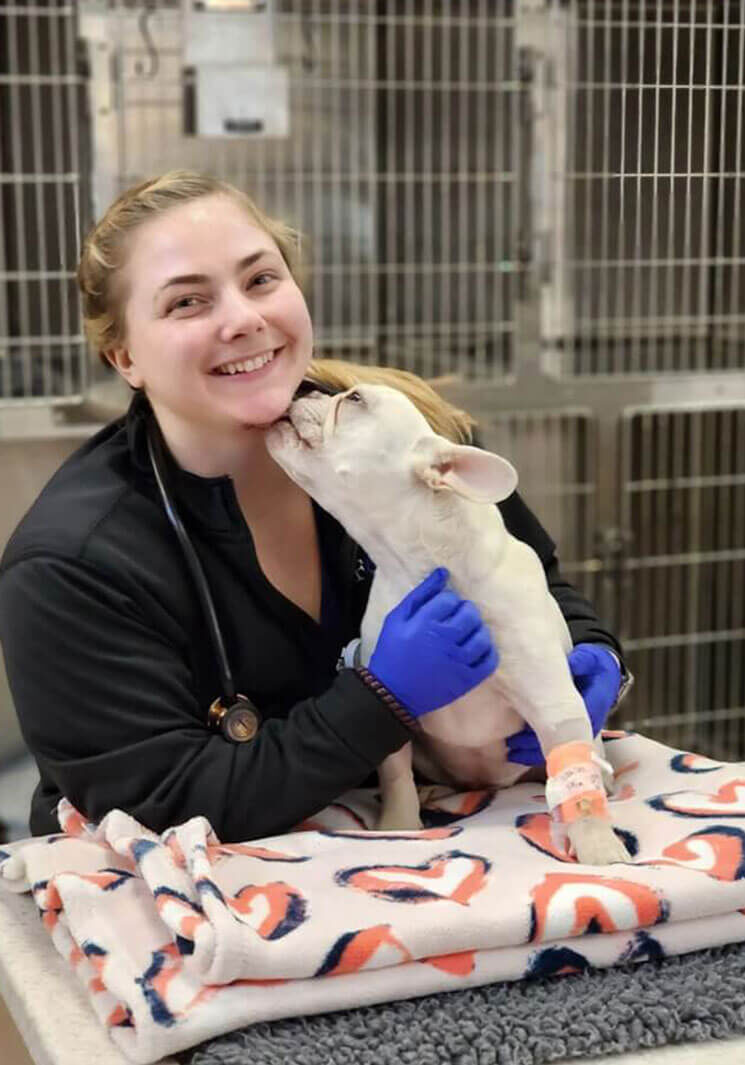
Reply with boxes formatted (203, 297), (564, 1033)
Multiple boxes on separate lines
(530, 872), (668, 943)
(419, 789), (494, 827)
(670, 753), (724, 774)
(421, 950), (476, 976)
(134, 941), (217, 1026)
(226, 881), (308, 940)
(294, 802), (369, 832)
(335, 850), (490, 905)
(643, 826), (745, 881)
(516, 812), (575, 863)
(649, 778), (745, 817)
(316, 924), (413, 976)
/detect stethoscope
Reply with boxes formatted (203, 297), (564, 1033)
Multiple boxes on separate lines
(145, 377), (337, 744)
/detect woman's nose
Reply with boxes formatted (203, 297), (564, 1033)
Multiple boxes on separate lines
(217, 288), (266, 342)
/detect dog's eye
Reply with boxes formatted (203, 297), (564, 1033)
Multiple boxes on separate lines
(346, 390), (364, 404)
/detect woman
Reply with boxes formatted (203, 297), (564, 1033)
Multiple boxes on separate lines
(0, 172), (626, 841)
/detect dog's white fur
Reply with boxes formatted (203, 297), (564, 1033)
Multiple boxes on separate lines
(266, 384), (629, 865)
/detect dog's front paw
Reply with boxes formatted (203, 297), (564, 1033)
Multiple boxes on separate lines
(568, 817), (631, 865)
(416, 783), (456, 807)
(376, 809), (423, 832)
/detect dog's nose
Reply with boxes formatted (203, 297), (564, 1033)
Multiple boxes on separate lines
(293, 379), (337, 400)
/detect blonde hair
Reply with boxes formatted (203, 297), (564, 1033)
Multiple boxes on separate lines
(78, 171), (474, 444)
(306, 359), (475, 444)
(77, 170), (302, 364)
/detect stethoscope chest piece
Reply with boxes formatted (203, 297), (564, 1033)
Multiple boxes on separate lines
(208, 695), (262, 743)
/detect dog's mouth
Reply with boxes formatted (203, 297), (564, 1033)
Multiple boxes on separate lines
(274, 414), (305, 444)
(275, 395), (330, 451)
(273, 411), (316, 450)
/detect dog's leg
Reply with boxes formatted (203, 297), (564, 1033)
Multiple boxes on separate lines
(567, 814), (630, 865)
(545, 740), (631, 865)
(500, 642), (630, 865)
(594, 734), (618, 795)
(376, 743), (422, 830)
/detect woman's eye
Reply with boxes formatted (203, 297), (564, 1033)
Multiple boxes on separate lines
(168, 295), (204, 314)
(250, 272), (277, 288)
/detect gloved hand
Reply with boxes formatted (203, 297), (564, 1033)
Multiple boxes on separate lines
(505, 642), (623, 766)
(368, 567), (499, 718)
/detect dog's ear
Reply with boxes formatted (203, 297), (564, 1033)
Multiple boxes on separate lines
(410, 436), (518, 503)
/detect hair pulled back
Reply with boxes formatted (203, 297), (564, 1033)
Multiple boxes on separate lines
(77, 170), (301, 365)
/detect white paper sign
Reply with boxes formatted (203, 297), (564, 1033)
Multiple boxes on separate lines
(196, 64), (290, 138)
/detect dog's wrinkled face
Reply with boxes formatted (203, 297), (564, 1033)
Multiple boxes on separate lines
(266, 384), (427, 507)
(265, 383), (518, 531)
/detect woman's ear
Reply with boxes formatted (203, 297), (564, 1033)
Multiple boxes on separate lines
(105, 346), (144, 389)
(411, 435), (518, 503)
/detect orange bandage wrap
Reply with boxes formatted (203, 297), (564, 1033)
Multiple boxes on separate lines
(545, 740), (611, 825)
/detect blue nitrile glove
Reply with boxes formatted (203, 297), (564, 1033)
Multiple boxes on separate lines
(505, 643), (623, 766)
(368, 567), (499, 719)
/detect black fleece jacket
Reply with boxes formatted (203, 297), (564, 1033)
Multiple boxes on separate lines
(0, 392), (623, 841)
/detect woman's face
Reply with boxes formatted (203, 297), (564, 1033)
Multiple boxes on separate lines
(112, 193), (313, 431)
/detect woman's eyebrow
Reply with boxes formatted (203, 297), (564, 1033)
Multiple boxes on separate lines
(157, 272), (209, 294)
(156, 251), (277, 295)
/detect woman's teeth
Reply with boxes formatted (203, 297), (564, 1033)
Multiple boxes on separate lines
(213, 349), (278, 375)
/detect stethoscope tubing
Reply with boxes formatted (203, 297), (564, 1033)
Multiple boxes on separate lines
(146, 416), (239, 707)
(143, 378), (338, 737)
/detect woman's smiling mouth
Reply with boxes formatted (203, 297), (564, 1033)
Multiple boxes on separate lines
(210, 347), (282, 376)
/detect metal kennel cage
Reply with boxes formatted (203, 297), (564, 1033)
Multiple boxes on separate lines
(0, 0), (744, 756)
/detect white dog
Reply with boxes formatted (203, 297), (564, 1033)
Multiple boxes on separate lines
(266, 384), (630, 866)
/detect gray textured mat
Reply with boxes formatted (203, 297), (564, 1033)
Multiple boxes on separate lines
(178, 941), (745, 1065)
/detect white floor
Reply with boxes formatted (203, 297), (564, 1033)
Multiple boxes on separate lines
(0, 753), (38, 841)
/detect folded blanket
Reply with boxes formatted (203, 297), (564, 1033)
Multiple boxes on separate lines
(3, 730), (745, 1064)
